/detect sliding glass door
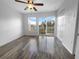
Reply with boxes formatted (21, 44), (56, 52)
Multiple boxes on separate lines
(28, 16), (56, 35)
(38, 16), (56, 35)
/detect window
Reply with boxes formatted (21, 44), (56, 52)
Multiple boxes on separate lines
(28, 17), (36, 32)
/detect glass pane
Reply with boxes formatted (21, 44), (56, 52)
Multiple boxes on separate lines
(46, 16), (56, 34)
(28, 17), (36, 32)
(38, 17), (46, 34)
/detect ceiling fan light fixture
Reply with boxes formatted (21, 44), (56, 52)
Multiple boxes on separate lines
(28, 4), (33, 8)
(15, 0), (44, 11)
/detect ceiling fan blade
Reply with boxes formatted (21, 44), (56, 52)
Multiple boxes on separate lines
(33, 3), (44, 6)
(15, 0), (27, 4)
(24, 7), (28, 10)
(33, 7), (37, 11)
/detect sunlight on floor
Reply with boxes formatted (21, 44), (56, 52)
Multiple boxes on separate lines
(25, 36), (55, 59)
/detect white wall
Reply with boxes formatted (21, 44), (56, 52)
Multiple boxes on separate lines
(0, 0), (23, 46)
(57, 0), (78, 54)
(23, 12), (56, 36)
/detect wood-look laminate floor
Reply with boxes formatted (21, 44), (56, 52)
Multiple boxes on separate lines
(0, 36), (75, 59)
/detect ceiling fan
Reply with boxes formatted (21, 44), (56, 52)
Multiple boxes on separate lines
(15, 0), (44, 11)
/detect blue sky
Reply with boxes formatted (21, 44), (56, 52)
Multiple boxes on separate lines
(29, 16), (56, 22)
(29, 17), (36, 22)
(39, 16), (56, 22)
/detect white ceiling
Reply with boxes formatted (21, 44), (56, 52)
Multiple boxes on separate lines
(8, 0), (64, 14)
